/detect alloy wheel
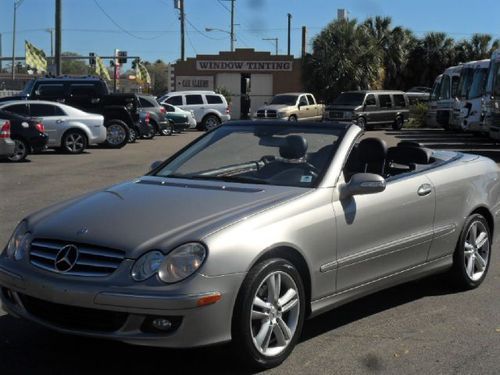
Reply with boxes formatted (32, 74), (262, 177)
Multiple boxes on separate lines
(250, 271), (300, 357)
(463, 220), (490, 281)
(65, 133), (85, 153)
(8, 139), (28, 162)
(107, 124), (127, 146)
(205, 116), (220, 130)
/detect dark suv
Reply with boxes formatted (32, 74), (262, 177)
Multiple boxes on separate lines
(0, 77), (142, 148)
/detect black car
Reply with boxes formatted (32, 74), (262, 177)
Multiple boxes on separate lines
(0, 109), (48, 162)
(0, 77), (143, 149)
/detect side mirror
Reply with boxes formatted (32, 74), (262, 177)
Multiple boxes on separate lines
(150, 160), (162, 170)
(341, 173), (386, 199)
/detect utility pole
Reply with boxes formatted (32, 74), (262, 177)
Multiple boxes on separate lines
(301, 26), (307, 58)
(263, 38), (278, 55)
(11, 1), (20, 79)
(175, 0), (185, 61)
(0, 33), (3, 72)
(46, 28), (54, 59)
(55, 0), (62, 75)
(230, 0), (235, 52)
(287, 13), (292, 56)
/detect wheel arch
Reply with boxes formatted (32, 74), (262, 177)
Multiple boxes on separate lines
(201, 112), (222, 123)
(61, 126), (89, 144)
(250, 245), (312, 317)
(470, 206), (494, 238)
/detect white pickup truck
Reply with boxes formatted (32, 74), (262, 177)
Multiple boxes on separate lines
(254, 92), (324, 121)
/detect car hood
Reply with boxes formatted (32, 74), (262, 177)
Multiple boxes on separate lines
(28, 176), (308, 258)
(325, 105), (361, 111)
(258, 104), (293, 111)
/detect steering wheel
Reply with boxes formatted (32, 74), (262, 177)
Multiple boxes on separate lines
(304, 162), (319, 178)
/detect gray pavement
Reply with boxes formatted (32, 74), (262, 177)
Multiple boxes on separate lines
(0, 128), (499, 374)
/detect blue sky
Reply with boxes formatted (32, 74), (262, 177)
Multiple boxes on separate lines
(1, 0), (499, 70)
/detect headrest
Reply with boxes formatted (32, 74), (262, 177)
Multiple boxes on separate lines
(388, 146), (432, 165)
(397, 141), (423, 148)
(358, 137), (387, 163)
(280, 135), (308, 159)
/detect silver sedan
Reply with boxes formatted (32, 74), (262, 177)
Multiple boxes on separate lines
(0, 100), (106, 153)
(0, 121), (498, 369)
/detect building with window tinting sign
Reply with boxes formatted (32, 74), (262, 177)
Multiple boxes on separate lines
(173, 49), (303, 119)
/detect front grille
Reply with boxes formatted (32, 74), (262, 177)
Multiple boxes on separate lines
(329, 111), (344, 119)
(256, 110), (265, 118)
(256, 110), (276, 118)
(19, 293), (128, 332)
(29, 239), (125, 277)
(266, 110), (277, 118)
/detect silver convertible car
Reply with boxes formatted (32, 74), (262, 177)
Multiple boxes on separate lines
(0, 122), (498, 368)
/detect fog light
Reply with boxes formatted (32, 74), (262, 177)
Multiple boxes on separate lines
(152, 318), (172, 331)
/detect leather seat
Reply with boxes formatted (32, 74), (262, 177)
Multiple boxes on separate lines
(357, 137), (388, 175)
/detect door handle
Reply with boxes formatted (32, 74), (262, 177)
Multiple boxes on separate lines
(417, 184), (432, 196)
(56, 119), (64, 124)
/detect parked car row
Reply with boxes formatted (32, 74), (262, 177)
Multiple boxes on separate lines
(427, 48), (500, 139)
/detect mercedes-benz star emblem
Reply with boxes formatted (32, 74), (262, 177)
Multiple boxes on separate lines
(54, 244), (79, 273)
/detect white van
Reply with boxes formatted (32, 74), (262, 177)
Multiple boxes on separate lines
(159, 91), (230, 130)
(458, 59), (490, 133)
(487, 50), (500, 139)
(450, 60), (479, 130)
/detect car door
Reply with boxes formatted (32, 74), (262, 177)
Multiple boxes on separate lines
(297, 95), (309, 120)
(306, 94), (319, 119)
(184, 94), (206, 122)
(378, 94), (393, 123)
(333, 168), (436, 292)
(362, 94), (378, 123)
(29, 103), (67, 146)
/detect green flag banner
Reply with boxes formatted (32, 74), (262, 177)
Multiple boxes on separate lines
(94, 56), (111, 81)
(25, 40), (47, 72)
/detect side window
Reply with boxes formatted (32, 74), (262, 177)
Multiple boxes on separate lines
(451, 76), (460, 98)
(185, 95), (204, 105)
(298, 95), (308, 106)
(69, 84), (98, 98)
(379, 95), (392, 108)
(4, 104), (29, 116)
(30, 104), (65, 117)
(35, 83), (65, 98)
(393, 95), (406, 108)
(206, 95), (223, 104)
(440, 75), (451, 100)
(164, 104), (175, 112)
(306, 94), (315, 105)
(165, 95), (183, 106)
(139, 97), (151, 107)
(365, 94), (376, 106)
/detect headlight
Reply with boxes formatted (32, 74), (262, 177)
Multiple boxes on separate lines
(131, 250), (164, 281)
(277, 112), (286, 118)
(158, 243), (206, 283)
(3, 221), (32, 260)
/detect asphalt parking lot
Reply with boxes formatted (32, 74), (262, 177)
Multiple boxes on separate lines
(0, 128), (499, 374)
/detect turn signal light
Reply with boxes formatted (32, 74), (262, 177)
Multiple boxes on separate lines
(145, 112), (150, 125)
(35, 123), (45, 133)
(197, 292), (222, 307)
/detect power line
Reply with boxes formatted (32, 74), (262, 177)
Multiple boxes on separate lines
(184, 16), (225, 40)
(185, 28), (198, 55)
(92, 0), (167, 40)
(216, 0), (231, 13)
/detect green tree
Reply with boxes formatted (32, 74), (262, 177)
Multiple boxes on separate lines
(143, 60), (171, 96)
(302, 19), (382, 102)
(61, 52), (89, 75)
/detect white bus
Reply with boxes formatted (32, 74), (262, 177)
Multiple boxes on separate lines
(486, 50), (500, 139)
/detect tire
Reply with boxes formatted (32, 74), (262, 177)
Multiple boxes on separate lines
(450, 213), (492, 290)
(141, 126), (155, 140)
(288, 115), (298, 122)
(104, 120), (129, 149)
(161, 122), (173, 136)
(202, 114), (221, 131)
(128, 127), (138, 143)
(8, 139), (29, 162)
(392, 116), (404, 130)
(357, 116), (371, 130)
(61, 130), (87, 154)
(232, 258), (306, 369)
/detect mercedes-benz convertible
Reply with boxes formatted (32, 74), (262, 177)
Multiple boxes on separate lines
(1, 121), (498, 368)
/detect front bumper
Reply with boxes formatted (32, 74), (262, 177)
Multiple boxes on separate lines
(161, 120), (189, 132)
(0, 259), (245, 348)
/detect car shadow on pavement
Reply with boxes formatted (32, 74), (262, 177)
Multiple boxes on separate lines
(0, 274), (460, 375)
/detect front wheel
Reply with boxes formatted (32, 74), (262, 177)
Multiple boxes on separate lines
(161, 122), (173, 136)
(392, 116), (404, 130)
(8, 139), (29, 162)
(450, 214), (491, 289)
(203, 114), (221, 131)
(232, 258), (305, 369)
(128, 127), (138, 143)
(62, 130), (87, 154)
(288, 115), (297, 122)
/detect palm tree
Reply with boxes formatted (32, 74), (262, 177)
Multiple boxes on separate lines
(302, 18), (382, 102)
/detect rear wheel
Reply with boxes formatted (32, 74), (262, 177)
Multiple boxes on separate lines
(104, 120), (129, 148)
(8, 139), (29, 162)
(62, 130), (87, 154)
(392, 116), (404, 130)
(232, 258), (305, 369)
(141, 125), (155, 139)
(161, 121), (173, 136)
(450, 214), (491, 289)
(203, 114), (221, 131)
(128, 127), (138, 143)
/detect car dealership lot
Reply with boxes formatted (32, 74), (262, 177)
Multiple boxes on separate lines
(1, 128), (499, 374)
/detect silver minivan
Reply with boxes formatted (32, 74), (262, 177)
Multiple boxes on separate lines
(160, 91), (230, 130)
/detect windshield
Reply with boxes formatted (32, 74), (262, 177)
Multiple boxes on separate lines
(20, 80), (35, 96)
(153, 124), (344, 188)
(468, 68), (488, 99)
(457, 68), (474, 99)
(270, 95), (298, 105)
(430, 77), (442, 101)
(333, 93), (365, 106)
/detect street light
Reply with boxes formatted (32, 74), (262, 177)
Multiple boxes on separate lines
(205, 27), (236, 52)
(12, 0), (25, 79)
(46, 28), (54, 60)
(262, 37), (279, 55)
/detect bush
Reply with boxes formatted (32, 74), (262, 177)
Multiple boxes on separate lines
(408, 102), (429, 128)
(215, 87), (232, 105)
